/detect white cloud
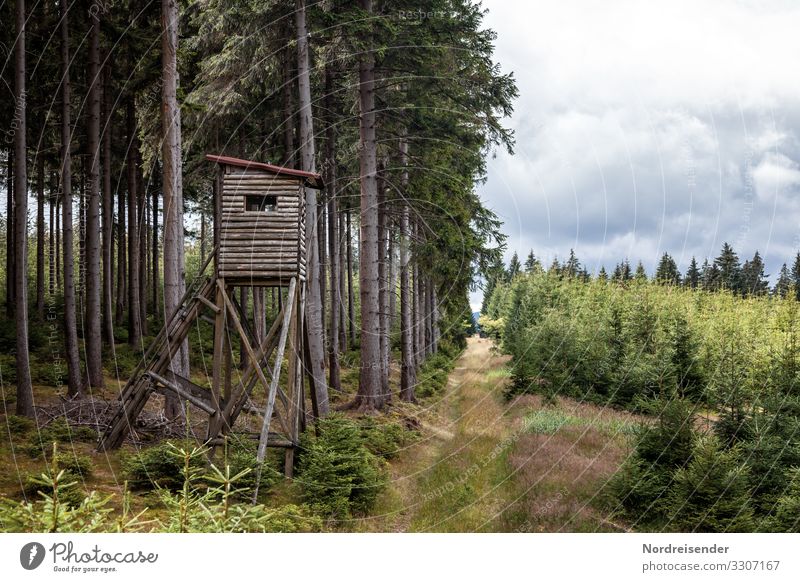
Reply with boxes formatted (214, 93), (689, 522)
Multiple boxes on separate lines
(477, 0), (800, 296)
(752, 153), (800, 201)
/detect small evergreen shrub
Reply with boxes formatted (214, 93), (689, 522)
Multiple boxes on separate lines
(3, 414), (34, 436)
(24, 419), (98, 458)
(212, 438), (280, 500)
(122, 440), (205, 491)
(769, 468), (800, 532)
(417, 352), (456, 397)
(358, 417), (417, 459)
(605, 399), (697, 528)
(298, 415), (387, 518)
(665, 436), (756, 532)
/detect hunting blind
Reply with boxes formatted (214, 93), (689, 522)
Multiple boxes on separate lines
(99, 155), (323, 484)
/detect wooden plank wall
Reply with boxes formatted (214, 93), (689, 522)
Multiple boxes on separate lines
(218, 167), (305, 281)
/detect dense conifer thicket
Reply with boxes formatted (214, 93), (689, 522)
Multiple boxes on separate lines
(481, 244), (800, 532)
(0, 0), (515, 415)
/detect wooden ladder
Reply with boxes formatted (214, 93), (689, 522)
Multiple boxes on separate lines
(98, 272), (219, 451)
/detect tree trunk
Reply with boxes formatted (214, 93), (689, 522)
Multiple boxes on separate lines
(49, 187), (55, 296)
(388, 227), (396, 332)
(377, 167), (390, 404)
(399, 136), (417, 401)
(127, 101), (142, 347)
(253, 288), (264, 344)
(346, 209), (356, 346)
(338, 209), (347, 352)
(143, 181), (151, 330)
(413, 239), (423, 368)
(151, 165), (159, 316)
(296, 0), (329, 415)
(79, 160), (85, 309)
(318, 200), (327, 351)
(424, 276), (432, 358)
(60, 0), (82, 398)
(36, 154), (45, 319)
(85, 7), (104, 390)
(14, 0), (33, 417)
(137, 161), (148, 336)
(6, 150), (14, 318)
(282, 29), (295, 166)
(115, 185), (126, 325)
(325, 67), (341, 392)
(102, 62), (115, 344)
(354, 0), (382, 411)
(55, 192), (61, 291)
(431, 282), (440, 353)
(199, 211), (206, 264)
(162, 0), (189, 417)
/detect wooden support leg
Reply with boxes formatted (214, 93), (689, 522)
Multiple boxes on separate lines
(207, 283), (226, 443)
(252, 277), (297, 501)
(284, 282), (302, 478)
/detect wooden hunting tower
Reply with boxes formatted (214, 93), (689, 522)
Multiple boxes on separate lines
(99, 155), (323, 483)
(211, 154), (321, 284)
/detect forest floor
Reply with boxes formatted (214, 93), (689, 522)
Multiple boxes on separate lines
(1, 336), (641, 532)
(355, 336), (640, 532)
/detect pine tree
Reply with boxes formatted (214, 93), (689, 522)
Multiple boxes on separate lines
(634, 261), (647, 281)
(741, 251), (768, 296)
(702, 259), (720, 291)
(792, 252), (800, 300)
(13, 0), (33, 416)
(774, 263), (791, 297)
(597, 266), (608, 281)
(684, 256), (700, 289)
(771, 468), (800, 532)
(524, 250), (539, 273)
(507, 251), (521, 280)
(666, 436), (755, 532)
(563, 249), (580, 278)
(655, 252), (680, 285)
(713, 242), (741, 293)
(671, 313), (703, 400)
(612, 259), (632, 282)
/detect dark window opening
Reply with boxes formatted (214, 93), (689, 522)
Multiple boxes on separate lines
(245, 194), (278, 212)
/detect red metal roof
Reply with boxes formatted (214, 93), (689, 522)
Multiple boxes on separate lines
(205, 154), (324, 189)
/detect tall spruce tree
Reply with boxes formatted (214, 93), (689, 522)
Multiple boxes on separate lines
(684, 256), (700, 289)
(775, 263), (792, 297)
(655, 252), (680, 284)
(741, 250), (768, 296)
(792, 252), (800, 300)
(524, 250), (539, 273)
(634, 261), (647, 281)
(713, 242), (741, 293)
(507, 251), (521, 280)
(564, 249), (580, 278)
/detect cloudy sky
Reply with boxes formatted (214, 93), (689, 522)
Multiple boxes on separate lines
(470, 0), (800, 310)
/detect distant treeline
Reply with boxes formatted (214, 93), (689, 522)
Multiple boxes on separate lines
(484, 243), (800, 307)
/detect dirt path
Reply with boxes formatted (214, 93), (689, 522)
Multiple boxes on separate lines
(356, 336), (519, 532)
(355, 336), (638, 532)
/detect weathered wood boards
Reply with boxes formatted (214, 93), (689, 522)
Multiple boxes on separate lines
(214, 160), (308, 283)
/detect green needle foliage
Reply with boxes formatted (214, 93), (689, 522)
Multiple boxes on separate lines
(485, 256), (800, 531)
(297, 415), (387, 520)
(665, 436), (755, 533)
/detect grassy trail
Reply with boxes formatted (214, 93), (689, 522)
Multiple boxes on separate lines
(358, 336), (637, 532)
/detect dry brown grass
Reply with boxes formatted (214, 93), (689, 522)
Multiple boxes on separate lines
(503, 394), (643, 532)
